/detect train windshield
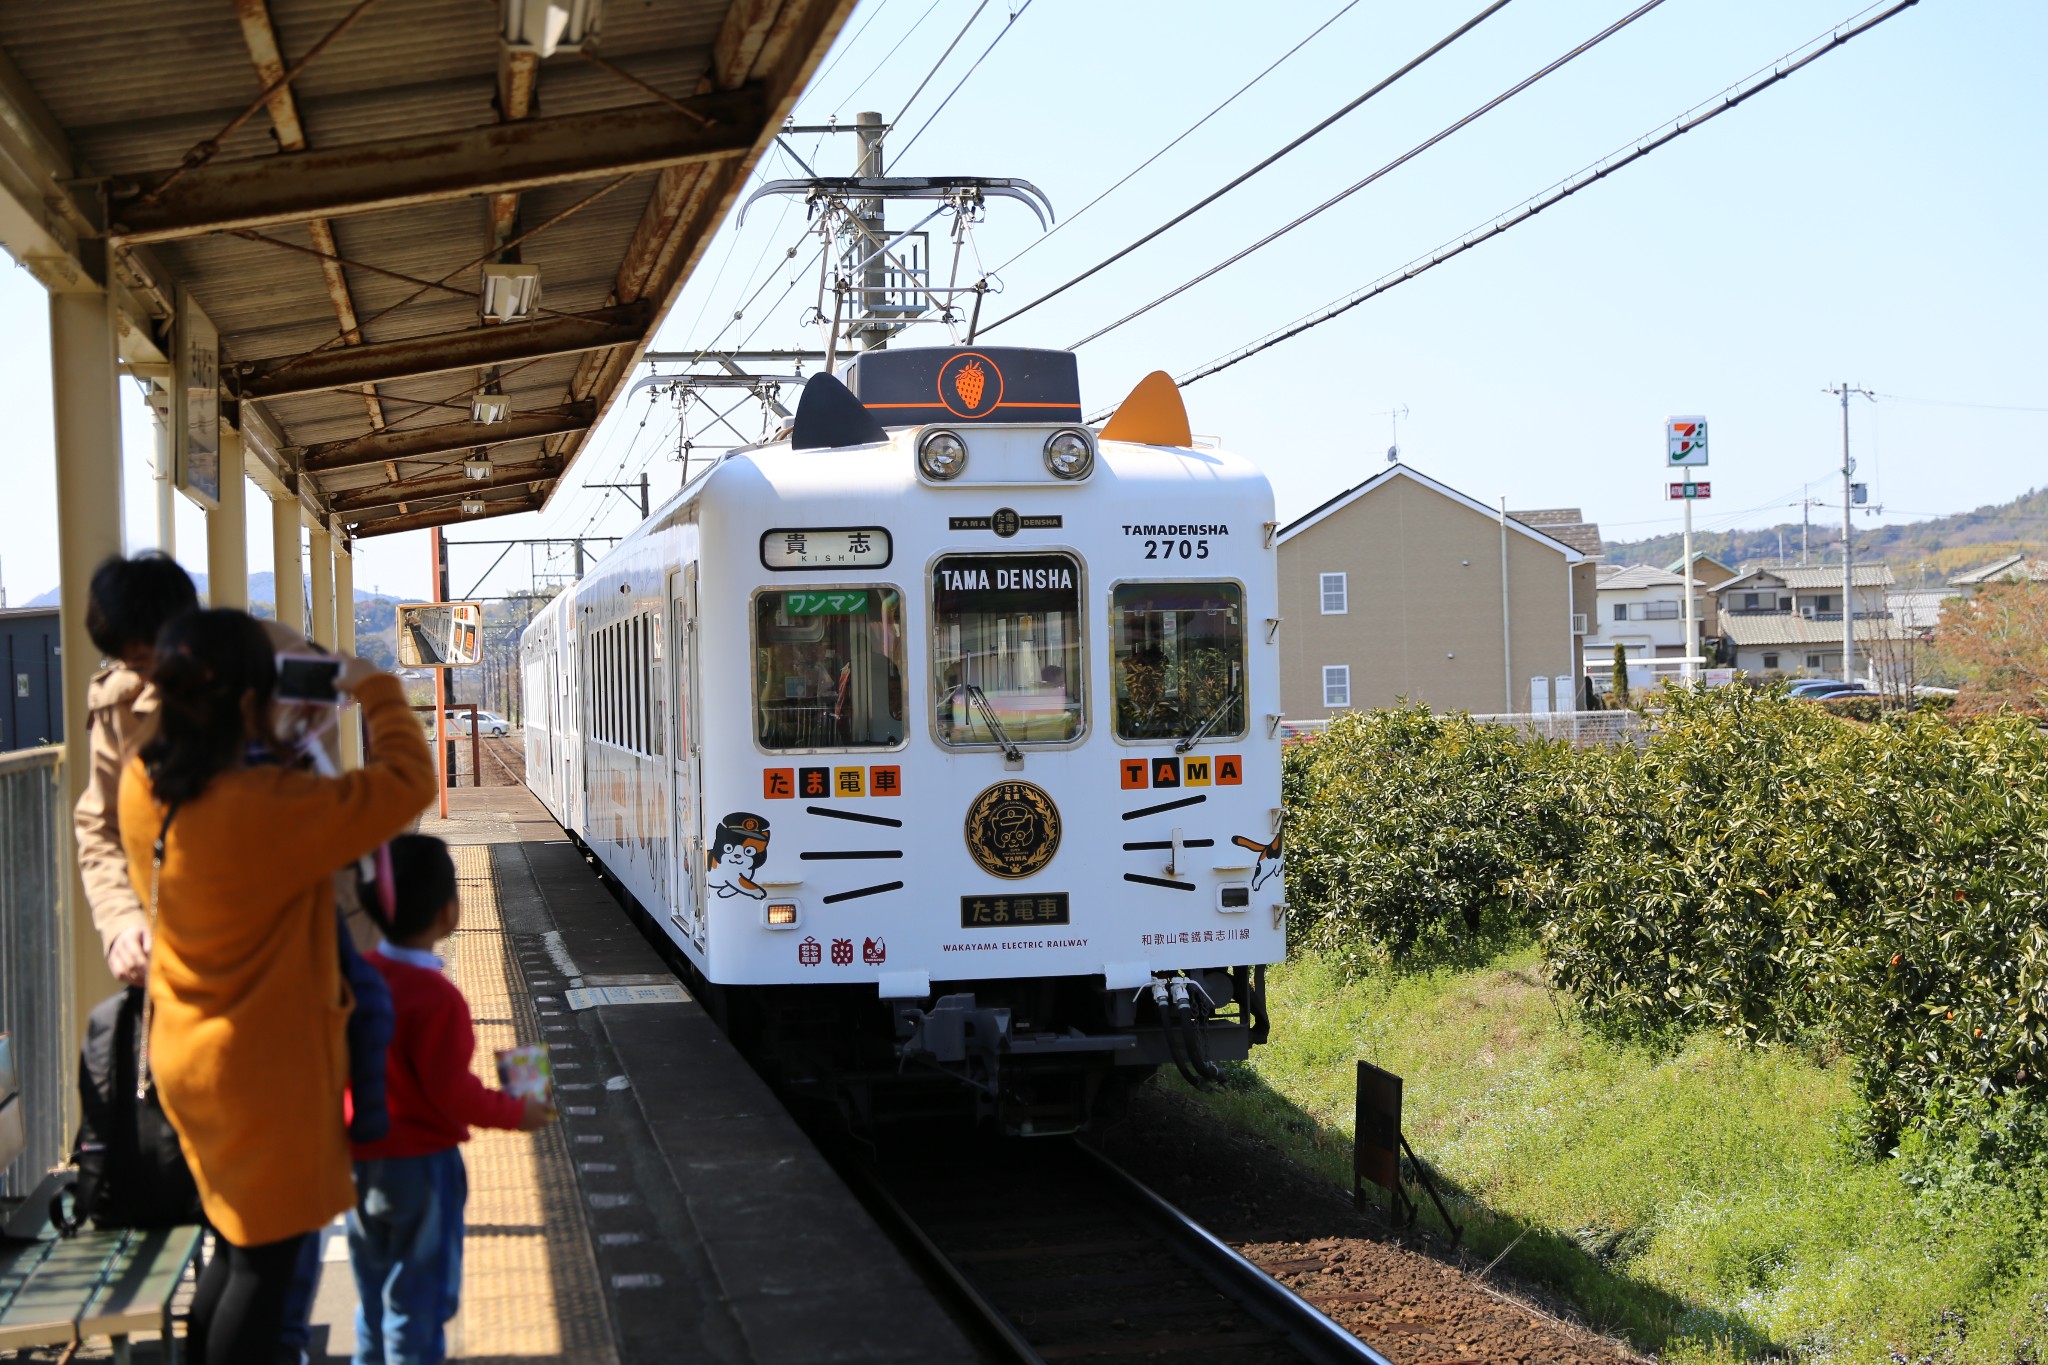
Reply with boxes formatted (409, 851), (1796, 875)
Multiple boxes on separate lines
(752, 587), (906, 750)
(1110, 582), (1246, 742)
(932, 553), (1084, 746)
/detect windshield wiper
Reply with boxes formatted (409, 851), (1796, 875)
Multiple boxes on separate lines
(965, 684), (1023, 761)
(1175, 692), (1240, 754)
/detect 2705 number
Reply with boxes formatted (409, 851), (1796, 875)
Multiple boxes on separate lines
(1141, 539), (1209, 560)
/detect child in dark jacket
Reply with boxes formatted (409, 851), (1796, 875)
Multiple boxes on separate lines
(347, 835), (553, 1365)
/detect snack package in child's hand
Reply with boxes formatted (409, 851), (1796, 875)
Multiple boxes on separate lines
(495, 1044), (553, 1106)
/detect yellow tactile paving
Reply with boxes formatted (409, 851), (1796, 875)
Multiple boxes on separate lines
(441, 843), (617, 1364)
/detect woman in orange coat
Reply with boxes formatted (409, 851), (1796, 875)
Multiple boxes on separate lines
(119, 609), (435, 1364)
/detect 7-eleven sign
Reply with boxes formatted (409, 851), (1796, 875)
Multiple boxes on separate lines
(1667, 416), (1708, 466)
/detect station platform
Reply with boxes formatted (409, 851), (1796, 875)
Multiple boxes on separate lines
(291, 785), (979, 1364)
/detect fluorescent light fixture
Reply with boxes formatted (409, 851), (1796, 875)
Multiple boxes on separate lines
(479, 264), (541, 322)
(461, 497), (488, 516)
(464, 453), (493, 481)
(502, 0), (602, 58)
(471, 387), (511, 424)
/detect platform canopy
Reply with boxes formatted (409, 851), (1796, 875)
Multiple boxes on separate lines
(0, 0), (856, 539)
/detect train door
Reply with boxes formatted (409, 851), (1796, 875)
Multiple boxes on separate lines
(667, 567), (705, 943)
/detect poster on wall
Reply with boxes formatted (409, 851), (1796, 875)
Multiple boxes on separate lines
(173, 286), (220, 508)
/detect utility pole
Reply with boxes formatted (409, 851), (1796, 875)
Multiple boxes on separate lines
(854, 111), (887, 351)
(1825, 383), (1875, 681)
(1788, 495), (1825, 565)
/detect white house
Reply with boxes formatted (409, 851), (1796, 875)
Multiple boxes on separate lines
(1710, 564), (1900, 676)
(1585, 564), (1706, 660)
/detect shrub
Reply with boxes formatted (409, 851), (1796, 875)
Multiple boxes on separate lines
(1282, 706), (1583, 970)
(1815, 693), (1886, 722)
(1538, 686), (2048, 1146)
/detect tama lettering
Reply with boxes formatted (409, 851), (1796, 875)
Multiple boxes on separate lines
(936, 565), (1075, 591)
(1121, 524), (1229, 536)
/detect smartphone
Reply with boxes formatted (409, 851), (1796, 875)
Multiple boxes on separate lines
(275, 653), (344, 705)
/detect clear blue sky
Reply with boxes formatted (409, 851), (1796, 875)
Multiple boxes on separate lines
(3, 0), (2042, 606)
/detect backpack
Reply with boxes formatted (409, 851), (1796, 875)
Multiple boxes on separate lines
(52, 987), (201, 1233)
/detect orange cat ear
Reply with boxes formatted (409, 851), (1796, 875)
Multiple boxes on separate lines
(1099, 370), (1192, 447)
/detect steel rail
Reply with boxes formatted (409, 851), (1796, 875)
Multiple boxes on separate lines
(833, 1134), (1392, 1365)
(1076, 1143), (1398, 1365)
(833, 1155), (1043, 1364)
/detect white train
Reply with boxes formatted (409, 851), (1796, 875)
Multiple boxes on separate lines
(522, 346), (1284, 1130)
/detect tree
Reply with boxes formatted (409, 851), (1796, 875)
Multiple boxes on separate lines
(1611, 641), (1631, 710)
(1934, 581), (2048, 714)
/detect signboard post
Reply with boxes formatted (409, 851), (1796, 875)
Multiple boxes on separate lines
(1665, 418), (1710, 683)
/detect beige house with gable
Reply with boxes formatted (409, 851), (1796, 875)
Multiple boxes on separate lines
(1276, 465), (1595, 719)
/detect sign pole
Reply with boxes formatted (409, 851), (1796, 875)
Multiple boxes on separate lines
(1665, 417), (1709, 686)
(430, 526), (448, 820)
(1681, 495), (1697, 683)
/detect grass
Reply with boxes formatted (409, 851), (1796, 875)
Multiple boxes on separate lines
(1178, 946), (2048, 1363)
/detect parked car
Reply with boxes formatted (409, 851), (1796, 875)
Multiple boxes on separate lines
(447, 709), (510, 737)
(1786, 679), (1858, 698)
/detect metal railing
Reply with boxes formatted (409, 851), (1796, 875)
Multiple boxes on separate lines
(1466, 710), (1647, 746)
(0, 745), (73, 1195)
(1283, 710), (1645, 748)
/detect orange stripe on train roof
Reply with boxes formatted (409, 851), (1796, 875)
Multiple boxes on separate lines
(858, 401), (1083, 410)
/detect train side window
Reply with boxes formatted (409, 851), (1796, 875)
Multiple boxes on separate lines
(752, 588), (906, 750)
(1110, 582), (1246, 743)
(932, 553), (1083, 747)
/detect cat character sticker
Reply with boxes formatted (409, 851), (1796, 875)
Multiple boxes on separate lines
(707, 812), (772, 899)
(1230, 824), (1284, 892)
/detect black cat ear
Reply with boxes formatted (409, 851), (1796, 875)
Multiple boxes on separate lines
(792, 372), (889, 451)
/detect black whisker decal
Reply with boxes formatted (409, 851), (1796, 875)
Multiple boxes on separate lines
(806, 805), (904, 828)
(1124, 873), (1197, 892)
(1121, 838), (1216, 852)
(822, 881), (905, 904)
(800, 850), (904, 860)
(1121, 794), (1207, 821)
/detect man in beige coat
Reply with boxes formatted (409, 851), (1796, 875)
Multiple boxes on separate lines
(74, 553), (373, 986)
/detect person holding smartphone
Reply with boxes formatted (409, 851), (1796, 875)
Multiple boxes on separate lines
(120, 608), (435, 1364)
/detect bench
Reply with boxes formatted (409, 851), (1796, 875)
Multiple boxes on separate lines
(0, 1034), (203, 1363)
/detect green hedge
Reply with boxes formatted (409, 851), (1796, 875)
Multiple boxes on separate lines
(1282, 707), (1584, 969)
(1286, 688), (2048, 1147)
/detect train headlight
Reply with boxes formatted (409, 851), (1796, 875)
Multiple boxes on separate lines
(1043, 429), (1093, 480)
(764, 902), (799, 929)
(917, 429), (967, 481)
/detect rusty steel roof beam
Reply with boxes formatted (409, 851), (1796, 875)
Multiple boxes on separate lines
(237, 303), (650, 399)
(300, 403), (595, 474)
(330, 457), (565, 515)
(234, 0), (391, 440)
(348, 492), (543, 538)
(96, 91), (765, 245)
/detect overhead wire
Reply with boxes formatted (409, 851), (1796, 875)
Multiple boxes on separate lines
(1069, 0), (1674, 350)
(826, 0), (946, 115)
(977, 0), (1521, 336)
(802, 0), (894, 95)
(885, 0), (990, 139)
(1160, 0), (1923, 394)
(1876, 393), (2048, 414)
(885, 0), (1034, 171)
(991, 0), (1363, 274)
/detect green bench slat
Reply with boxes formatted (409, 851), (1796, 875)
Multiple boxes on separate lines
(0, 1233), (113, 1349)
(79, 1225), (203, 1336)
(0, 1224), (202, 1350)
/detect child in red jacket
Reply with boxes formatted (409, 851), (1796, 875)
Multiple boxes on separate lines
(347, 835), (554, 1365)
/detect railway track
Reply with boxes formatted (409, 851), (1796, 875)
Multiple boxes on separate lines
(833, 1135), (1395, 1365)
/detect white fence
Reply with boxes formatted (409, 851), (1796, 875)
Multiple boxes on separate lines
(1282, 710), (1645, 748)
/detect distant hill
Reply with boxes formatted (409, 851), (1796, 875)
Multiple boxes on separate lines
(25, 571), (391, 609)
(1604, 486), (2048, 585)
